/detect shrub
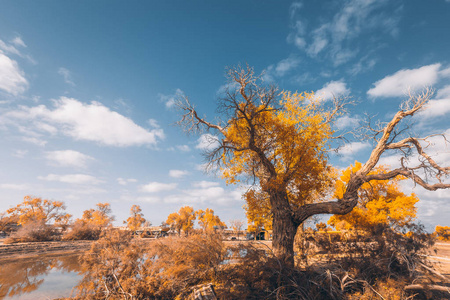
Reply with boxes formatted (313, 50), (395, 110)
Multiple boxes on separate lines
(62, 222), (101, 241)
(3, 221), (58, 243)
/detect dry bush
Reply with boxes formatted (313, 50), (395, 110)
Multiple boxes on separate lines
(3, 221), (58, 244)
(75, 231), (228, 299)
(74, 231), (366, 300)
(298, 223), (438, 299)
(62, 222), (102, 241)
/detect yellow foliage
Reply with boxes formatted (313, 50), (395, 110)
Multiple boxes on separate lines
(166, 206), (196, 235)
(435, 225), (450, 241)
(329, 161), (419, 232)
(222, 92), (336, 232)
(125, 205), (146, 232)
(196, 208), (226, 232)
(77, 202), (114, 228)
(244, 189), (272, 233)
(6, 195), (71, 227)
(222, 92), (333, 198)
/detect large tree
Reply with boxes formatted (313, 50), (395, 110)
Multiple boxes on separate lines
(178, 66), (450, 267)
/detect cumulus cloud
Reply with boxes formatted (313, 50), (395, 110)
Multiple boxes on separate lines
(0, 53), (28, 95)
(315, 80), (350, 101)
(140, 182), (177, 193)
(367, 64), (442, 98)
(169, 170), (190, 178)
(58, 67), (75, 86)
(45, 150), (93, 168)
(417, 85), (450, 120)
(38, 173), (103, 185)
(4, 97), (164, 147)
(196, 133), (220, 150)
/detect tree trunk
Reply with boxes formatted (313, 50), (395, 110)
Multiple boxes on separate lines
(271, 191), (298, 268)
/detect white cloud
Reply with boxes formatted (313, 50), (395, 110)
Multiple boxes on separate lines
(45, 150), (94, 168)
(140, 182), (177, 193)
(5, 97), (165, 147)
(338, 142), (371, 160)
(21, 136), (47, 146)
(0, 53), (28, 95)
(315, 80), (350, 101)
(419, 99), (450, 119)
(367, 64), (441, 98)
(117, 178), (138, 186)
(274, 56), (301, 77)
(38, 173), (103, 185)
(216, 81), (240, 95)
(263, 56), (301, 82)
(196, 133), (220, 150)
(288, 0), (401, 66)
(335, 115), (360, 130)
(0, 40), (21, 56)
(169, 170), (190, 178)
(58, 67), (75, 86)
(159, 89), (184, 109)
(436, 85), (450, 98)
(192, 181), (220, 189)
(147, 118), (160, 128)
(11, 36), (26, 48)
(176, 145), (191, 152)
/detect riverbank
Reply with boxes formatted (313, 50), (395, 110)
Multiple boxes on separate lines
(0, 240), (93, 262)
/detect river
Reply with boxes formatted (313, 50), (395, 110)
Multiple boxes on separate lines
(0, 254), (83, 299)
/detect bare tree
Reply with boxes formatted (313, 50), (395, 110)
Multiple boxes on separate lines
(229, 219), (245, 240)
(177, 65), (450, 267)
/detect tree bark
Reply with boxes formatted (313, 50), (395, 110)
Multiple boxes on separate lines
(271, 191), (298, 268)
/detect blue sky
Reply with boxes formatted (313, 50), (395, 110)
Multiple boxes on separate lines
(0, 0), (449, 230)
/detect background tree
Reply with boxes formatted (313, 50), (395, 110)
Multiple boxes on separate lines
(6, 196), (71, 228)
(124, 205), (146, 232)
(244, 189), (272, 240)
(196, 208), (226, 232)
(166, 206), (196, 236)
(328, 161), (419, 234)
(63, 202), (115, 240)
(229, 219), (245, 240)
(435, 225), (450, 241)
(178, 66), (450, 266)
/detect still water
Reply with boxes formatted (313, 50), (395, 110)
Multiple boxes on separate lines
(0, 254), (82, 299)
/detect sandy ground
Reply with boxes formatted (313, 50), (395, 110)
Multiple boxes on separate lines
(427, 241), (450, 276)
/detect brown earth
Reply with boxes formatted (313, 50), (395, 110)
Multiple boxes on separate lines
(428, 241), (450, 276)
(0, 240), (93, 262)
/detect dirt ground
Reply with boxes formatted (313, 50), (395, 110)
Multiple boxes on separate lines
(427, 241), (450, 276)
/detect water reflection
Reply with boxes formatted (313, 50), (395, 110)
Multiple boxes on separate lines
(0, 254), (82, 299)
